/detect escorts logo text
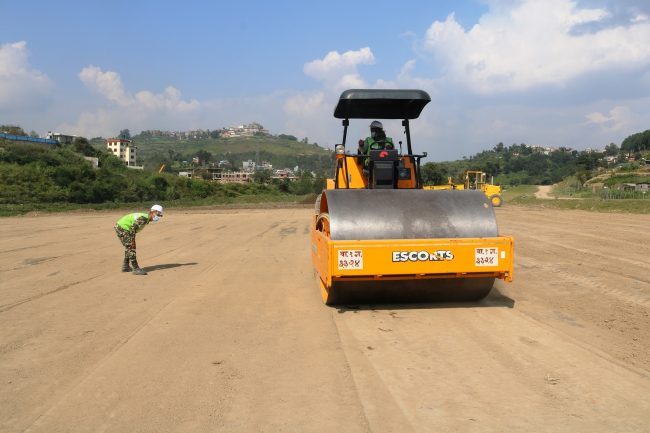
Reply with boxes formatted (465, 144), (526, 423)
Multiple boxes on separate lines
(392, 250), (454, 262)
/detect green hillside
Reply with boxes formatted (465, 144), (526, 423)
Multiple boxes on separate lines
(0, 137), (325, 216)
(3, 122), (649, 216)
(420, 132), (650, 188)
(92, 134), (333, 174)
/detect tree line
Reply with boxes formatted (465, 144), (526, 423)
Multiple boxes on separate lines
(420, 129), (649, 186)
(2, 123), (647, 211)
(0, 138), (323, 209)
(621, 129), (650, 153)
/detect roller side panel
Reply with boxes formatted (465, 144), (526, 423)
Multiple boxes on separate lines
(329, 237), (513, 281)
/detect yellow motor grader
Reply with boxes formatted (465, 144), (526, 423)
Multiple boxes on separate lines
(311, 89), (514, 305)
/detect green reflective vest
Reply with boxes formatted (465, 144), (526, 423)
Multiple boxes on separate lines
(363, 136), (394, 153)
(116, 212), (149, 232)
(362, 136), (394, 166)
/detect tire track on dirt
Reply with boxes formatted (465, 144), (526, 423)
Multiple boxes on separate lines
(513, 230), (649, 271)
(512, 304), (650, 380)
(0, 242), (60, 255)
(23, 296), (179, 433)
(0, 274), (102, 313)
(505, 221), (650, 252)
(500, 207), (644, 232)
(333, 315), (409, 433)
(517, 254), (650, 307)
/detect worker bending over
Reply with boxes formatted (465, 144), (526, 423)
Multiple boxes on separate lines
(114, 204), (164, 275)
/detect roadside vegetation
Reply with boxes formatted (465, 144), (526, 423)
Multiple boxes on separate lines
(420, 131), (649, 188)
(500, 181), (650, 214)
(418, 129), (650, 214)
(0, 136), (324, 217)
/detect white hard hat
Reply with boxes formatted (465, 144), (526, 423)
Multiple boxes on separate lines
(369, 120), (383, 129)
(151, 204), (164, 214)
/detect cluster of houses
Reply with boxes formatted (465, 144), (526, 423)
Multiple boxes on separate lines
(139, 129), (215, 140)
(219, 123), (270, 138)
(139, 123), (270, 140)
(103, 137), (299, 183)
(524, 144), (650, 165)
(100, 128), (303, 183)
(619, 183), (649, 192)
(528, 145), (565, 155)
(179, 159), (299, 184)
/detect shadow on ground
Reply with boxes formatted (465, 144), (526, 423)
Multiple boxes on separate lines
(335, 287), (515, 313)
(143, 262), (198, 273)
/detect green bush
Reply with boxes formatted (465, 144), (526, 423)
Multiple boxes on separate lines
(0, 139), (325, 215)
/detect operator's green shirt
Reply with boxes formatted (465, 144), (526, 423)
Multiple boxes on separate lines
(116, 212), (150, 233)
(361, 136), (395, 153)
(361, 136), (395, 166)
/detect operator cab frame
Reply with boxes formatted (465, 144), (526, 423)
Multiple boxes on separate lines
(332, 89), (431, 190)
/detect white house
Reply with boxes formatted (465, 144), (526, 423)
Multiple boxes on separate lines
(106, 138), (138, 166)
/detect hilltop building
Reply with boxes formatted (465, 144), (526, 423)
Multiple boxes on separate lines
(0, 132), (58, 146)
(242, 159), (273, 172)
(221, 122), (269, 138)
(47, 132), (78, 145)
(271, 169), (297, 181)
(106, 138), (138, 167)
(53, 133), (75, 145)
(242, 160), (255, 172)
(218, 172), (253, 183)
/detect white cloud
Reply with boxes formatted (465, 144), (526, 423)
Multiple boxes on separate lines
(78, 65), (199, 112)
(304, 47), (374, 79)
(0, 41), (51, 110)
(135, 87), (199, 112)
(584, 106), (632, 132)
(64, 66), (201, 136)
(303, 47), (374, 91)
(79, 66), (129, 105)
(422, 0), (650, 93)
(374, 59), (437, 91)
(284, 92), (327, 118)
(283, 91), (338, 144)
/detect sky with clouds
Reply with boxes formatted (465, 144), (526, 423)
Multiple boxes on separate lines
(1, 0), (649, 160)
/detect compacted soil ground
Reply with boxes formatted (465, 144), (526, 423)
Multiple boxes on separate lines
(1, 205), (649, 432)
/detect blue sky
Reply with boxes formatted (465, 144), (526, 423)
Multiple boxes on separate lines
(1, 0), (649, 160)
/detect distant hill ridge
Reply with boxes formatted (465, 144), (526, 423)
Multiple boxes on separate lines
(90, 133), (333, 173)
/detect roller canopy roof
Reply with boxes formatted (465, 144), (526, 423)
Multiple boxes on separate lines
(333, 89), (431, 119)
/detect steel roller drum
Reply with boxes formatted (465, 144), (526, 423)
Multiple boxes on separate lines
(324, 189), (498, 241)
(321, 189), (499, 304)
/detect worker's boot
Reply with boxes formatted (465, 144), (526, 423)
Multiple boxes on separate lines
(121, 258), (131, 272)
(131, 259), (147, 275)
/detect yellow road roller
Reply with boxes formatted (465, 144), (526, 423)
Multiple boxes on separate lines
(311, 89), (514, 305)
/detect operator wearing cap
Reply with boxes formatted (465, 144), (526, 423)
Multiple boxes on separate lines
(114, 204), (164, 275)
(358, 120), (395, 164)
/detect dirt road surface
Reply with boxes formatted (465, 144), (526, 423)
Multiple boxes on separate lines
(1, 205), (649, 432)
(535, 185), (553, 199)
